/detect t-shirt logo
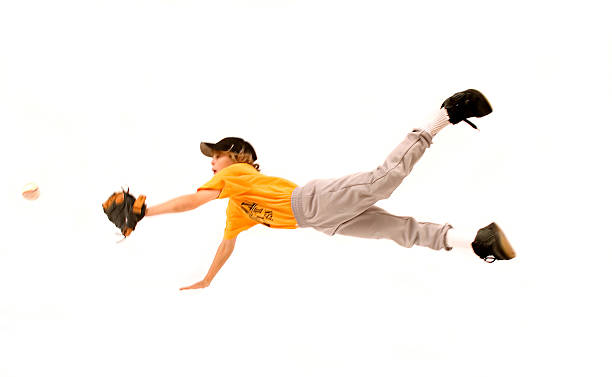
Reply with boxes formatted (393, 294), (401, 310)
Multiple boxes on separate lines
(240, 201), (273, 227)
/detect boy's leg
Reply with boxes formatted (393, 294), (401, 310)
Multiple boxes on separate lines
(331, 207), (517, 262)
(291, 89), (516, 261)
(331, 205), (452, 251)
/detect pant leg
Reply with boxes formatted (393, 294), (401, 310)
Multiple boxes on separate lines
(333, 205), (452, 250)
(292, 129), (433, 232)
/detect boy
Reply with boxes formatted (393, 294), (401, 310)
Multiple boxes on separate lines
(142, 89), (516, 290)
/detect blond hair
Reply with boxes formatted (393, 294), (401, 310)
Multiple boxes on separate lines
(213, 149), (260, 172)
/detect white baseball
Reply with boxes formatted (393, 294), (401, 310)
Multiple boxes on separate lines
(22, 182), (40, 200)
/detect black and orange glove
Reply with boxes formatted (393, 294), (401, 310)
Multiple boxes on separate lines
(102, 188), (147, 237)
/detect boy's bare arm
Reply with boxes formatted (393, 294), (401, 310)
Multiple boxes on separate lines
(180, 237), (237, 290)
(145, 189), (221, 216)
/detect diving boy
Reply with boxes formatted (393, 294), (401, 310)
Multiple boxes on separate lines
(133, 89), (515, 290)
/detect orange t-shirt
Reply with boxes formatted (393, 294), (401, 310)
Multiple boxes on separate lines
(197, 163), (299, 239)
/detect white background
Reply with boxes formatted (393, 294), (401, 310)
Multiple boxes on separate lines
(1, 0), (611, 376)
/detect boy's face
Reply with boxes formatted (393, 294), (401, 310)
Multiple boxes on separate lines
(211, 151), (234, 175)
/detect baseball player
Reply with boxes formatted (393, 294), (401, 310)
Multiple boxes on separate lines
(103, 89), (515, 290)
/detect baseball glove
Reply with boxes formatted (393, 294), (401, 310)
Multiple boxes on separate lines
(102, 188), (147, 237)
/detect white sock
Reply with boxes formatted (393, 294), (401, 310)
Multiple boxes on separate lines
(423, 108), (451, 137)
(445, 227), (476, 250)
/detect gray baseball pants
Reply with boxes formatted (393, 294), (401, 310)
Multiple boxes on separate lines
(290, 129), (451, 250)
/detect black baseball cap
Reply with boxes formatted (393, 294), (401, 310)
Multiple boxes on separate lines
(200, 137), (258, 161)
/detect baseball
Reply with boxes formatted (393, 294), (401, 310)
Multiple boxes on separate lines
(22, 182), (40, 200)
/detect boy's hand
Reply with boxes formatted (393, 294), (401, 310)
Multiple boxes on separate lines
(180, 237), (236, 291)
(180, 279), (210, 291)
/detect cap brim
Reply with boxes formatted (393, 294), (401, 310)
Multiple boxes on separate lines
(200, 142), (216, 157)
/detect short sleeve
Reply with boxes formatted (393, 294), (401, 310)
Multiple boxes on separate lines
(223, 201), (257, 239)
(197, 168), (229, 197)
(197, 164), (259, 199)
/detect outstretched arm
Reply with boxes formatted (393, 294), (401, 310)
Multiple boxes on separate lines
(145, 189), (221, 217)
(180, 237), (237, 290)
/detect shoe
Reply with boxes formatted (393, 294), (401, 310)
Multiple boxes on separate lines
(441, 89), (493, 129)
(471, 222), (516, 263)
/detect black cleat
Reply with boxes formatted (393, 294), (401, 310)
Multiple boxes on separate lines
(441, 89), (493, 129)
(471, 222), (516, 263)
